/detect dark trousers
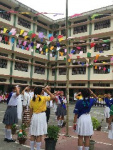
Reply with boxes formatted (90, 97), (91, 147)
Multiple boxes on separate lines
(46, 108), (50, 123)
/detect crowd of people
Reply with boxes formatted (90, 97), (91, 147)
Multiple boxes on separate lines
(1, 85), (67, 150)
(1, 86), (113, 150)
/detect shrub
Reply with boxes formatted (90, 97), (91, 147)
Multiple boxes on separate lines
(47, 125), (60, 141)
(91, 117), (101, 130)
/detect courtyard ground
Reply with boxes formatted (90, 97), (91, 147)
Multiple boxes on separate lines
(0, 103), (113, 150)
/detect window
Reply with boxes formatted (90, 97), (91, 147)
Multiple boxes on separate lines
(0, 78), (6, 82)
(14, 80), (27, 84)
(53, 30), (59, 38)
(37, 26), (47, 35)
(34, 66), (45, 74)
(0, 34), (9, 44)
(33, 82), (44, 85)
(0, 59), (7, 68)
(93, 83), (110, 87)
(73, 25), (87, 34)
(94, 65), (110, 74)
(61, 29), (66, 36)
(59, 68), (66, 75)
(59, 48), (67, 56)
(0, 9), (11, 21)
(58, 83), (66, 86)
(72, 67), (86, 75)
(71, 83), (85, 86)
(52, 69), (55, 76)
(18, 17), (31, 29)
(0, 52), (8, 57)
(50, 49), (57, 57)
(94, 20), (110, 30)
(0, 2), (11, 21)
(94, 43), (110, 52)
(15, 62), (28, 72)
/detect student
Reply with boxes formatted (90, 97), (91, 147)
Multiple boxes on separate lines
(3, 86), (20, 142)
(29, 86), (55, 150)
(108, 105), (113, 139)
(73, 89), (97, 150)
(104, 93), (113, 123)
(56, 91), (67, 127)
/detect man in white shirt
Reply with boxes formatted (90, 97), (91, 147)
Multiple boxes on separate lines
(21, 86), (31, 125)
(3, 85), (20, 142)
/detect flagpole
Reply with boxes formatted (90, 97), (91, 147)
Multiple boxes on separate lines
(65, 0), (69, 136)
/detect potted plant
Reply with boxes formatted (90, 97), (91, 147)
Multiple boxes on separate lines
(11, 124), (17, 135)
(17, 124), (27, 144)
(45, 125), (60, 150)
(89, 117), (103, 150)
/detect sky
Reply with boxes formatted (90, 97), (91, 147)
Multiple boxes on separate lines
(17, 0), (113, 20)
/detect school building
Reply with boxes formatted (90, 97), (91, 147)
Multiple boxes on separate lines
(0, 0), (113, 96)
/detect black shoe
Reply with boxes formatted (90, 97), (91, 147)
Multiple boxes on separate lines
(7, 139), (16, 142)
(4, 138), (8, 141)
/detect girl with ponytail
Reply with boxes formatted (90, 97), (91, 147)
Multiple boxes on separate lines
(73, 89), (97, 150)
(29, 86), (55, 150)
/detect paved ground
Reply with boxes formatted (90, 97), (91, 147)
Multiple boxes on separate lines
(0, 103), (113, 150)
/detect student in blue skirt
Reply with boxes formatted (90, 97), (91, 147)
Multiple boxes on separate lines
(73, 89), (97, 150)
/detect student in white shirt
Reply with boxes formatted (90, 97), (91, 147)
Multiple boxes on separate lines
(3, 85), (20, 142)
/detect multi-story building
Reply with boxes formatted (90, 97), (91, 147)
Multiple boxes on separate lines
(0, 0), (113, 96)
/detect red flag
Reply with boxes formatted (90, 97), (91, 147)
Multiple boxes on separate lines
(57, 35), (63, 39)
(90, 43), (96, 48)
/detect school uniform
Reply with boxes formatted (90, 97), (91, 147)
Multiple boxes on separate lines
(73, 98), (97, 136)
(56, 96), (67, 117)
(29, 95), (51, 136)
(3, 92), (19, 125)
(104, 98), (113, 119)
(108, 105), (113, 139)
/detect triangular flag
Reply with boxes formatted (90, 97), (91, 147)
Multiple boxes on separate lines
(3, 28), (8, 33)
(20, 29), (24, 35)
